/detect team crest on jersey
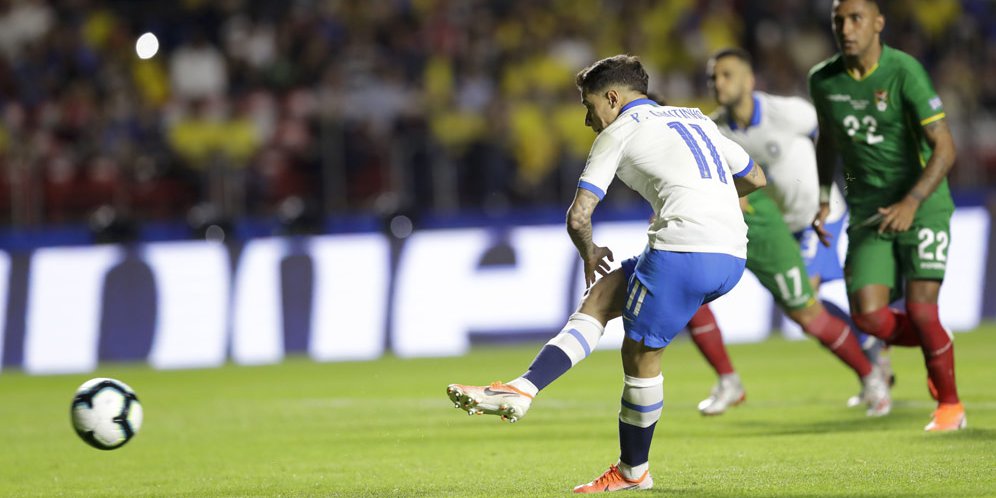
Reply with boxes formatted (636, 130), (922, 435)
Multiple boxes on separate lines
(874, 90), (888, 111)
(766, 141), (780, 159)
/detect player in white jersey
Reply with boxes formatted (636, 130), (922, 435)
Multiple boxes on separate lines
(687, 48), (891, 416)
(446, 55), (766, 493)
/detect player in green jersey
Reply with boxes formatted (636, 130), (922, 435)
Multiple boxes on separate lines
(809, 0), (964, 431)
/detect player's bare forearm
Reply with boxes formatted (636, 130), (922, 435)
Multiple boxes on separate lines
(567, 189), (600, 258)
(734, 161), (766, 197)
(876, 119), (956, 233)
(812, 124), (837, 243)
(907, 119), (957, 204)
(568, 188), (614, 286)
(814, 124), (837, 190)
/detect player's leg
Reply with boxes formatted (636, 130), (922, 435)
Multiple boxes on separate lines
(575, 251), (745, 493)
(446, 264), (628, 422)
(745, 193), (876, 396)
(687, 305), (735, 377)
(614, 337), (663, 490)
(573, 336), (661, 494)
(797, 216), (894, 405)
(780, 300), (889, 415)
(906, 279), (964, 430)
(846, 226), (921, 347)
(510, 267), (628, 394)
(687, 304), (745, 415)
(800, 215), (890, 368)
(896, 216), (964, 431)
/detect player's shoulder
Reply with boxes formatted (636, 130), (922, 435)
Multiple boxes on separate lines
(882, 44), (929, 76)
(757, 92), (813, 113)
(808, 54), (845, 84)
(755, 92), (815, 129)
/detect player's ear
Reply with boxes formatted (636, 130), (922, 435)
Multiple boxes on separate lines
(874, 11), (884, 33)
(605, 89), (618, 109)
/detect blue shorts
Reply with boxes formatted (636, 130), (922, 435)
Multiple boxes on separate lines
(794, 213), (845, 283)
(620, 249), (746, 349)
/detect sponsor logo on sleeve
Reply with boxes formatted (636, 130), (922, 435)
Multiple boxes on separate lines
(929, 96), (943, 110)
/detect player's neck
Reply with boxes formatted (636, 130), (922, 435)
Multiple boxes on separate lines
(729, 95), (754, 129)
(617, 93), (650, 111)
(844, 41), (883, 79)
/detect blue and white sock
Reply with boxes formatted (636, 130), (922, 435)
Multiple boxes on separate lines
(508, 313), (604, 395)
(618, 374), (664, 479)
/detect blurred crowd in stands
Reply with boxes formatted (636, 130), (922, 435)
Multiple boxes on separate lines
(0, 0), (993, 230)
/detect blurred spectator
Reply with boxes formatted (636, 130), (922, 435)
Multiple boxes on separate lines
(169, 31), (227, 101)
(0, 0), (993, 230)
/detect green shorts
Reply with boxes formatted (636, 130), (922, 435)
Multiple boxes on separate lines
(845, 210), (952, 297)
(744, 190), (816, 311)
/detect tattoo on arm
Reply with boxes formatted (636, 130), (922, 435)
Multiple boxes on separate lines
(567, 189), (599, 257)
(909, 119), (956, 201)
(748, 165), (761, 181)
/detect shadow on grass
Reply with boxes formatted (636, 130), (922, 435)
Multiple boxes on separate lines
(642, 488), (967, 497)
(919, 426), (996, 441)
(723, 414), (995, 441)
(725, 411), (923, 436)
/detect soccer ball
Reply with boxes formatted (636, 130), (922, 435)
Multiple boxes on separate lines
(70, 378), (143, 450)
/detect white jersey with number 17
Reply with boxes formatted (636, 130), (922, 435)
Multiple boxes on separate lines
(578, 99), (754, 259)
(713, 91), (846, 232)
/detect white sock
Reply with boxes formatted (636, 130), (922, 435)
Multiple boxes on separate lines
(619, 374), (664, 428)
(546, 312), (605, 365)
(618, 461), (649, 480)
(507, 377), (538, 397)
(719, 372), (740, 383)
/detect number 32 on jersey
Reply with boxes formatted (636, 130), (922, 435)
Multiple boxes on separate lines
(843, 115), (884, 145)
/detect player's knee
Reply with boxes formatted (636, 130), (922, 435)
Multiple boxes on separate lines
(906, 302), (940, 328)
(580, 272), (619, 305)
(787, 300), (828, 337)
(852, 308), (893, 338)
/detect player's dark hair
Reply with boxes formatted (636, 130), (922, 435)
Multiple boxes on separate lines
(835, 0), (881, 13)
(575, 55), (649, 95)
(710, 47), (753, 69)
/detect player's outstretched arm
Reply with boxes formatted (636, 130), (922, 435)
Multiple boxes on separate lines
(567, 188), (614, 288)
(733, 160), (766, 197)
(876, 119), (957, 233)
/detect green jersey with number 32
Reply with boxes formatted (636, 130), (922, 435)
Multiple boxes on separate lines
(808, 44), (954, 219)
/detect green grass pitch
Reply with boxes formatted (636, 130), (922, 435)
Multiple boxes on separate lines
(1, 326), (994, 497)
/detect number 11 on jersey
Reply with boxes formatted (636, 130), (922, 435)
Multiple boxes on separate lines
(668, 121), (729, 183)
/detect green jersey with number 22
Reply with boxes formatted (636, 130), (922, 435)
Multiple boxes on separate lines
(808, 44), (953, 219)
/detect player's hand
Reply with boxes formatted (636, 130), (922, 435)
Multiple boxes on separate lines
(877, 196), (920, 233)
(582, 245), (614, 288)
(811, 203), (832, 247)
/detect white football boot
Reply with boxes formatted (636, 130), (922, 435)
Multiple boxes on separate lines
(446, 382), (534, 423)
(848, 344), (894, 408)
(697, 374), (746, 416)
(861, 366), (892, 417)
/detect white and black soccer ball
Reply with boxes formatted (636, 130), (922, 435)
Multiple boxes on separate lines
(70, 378), (143, 450)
